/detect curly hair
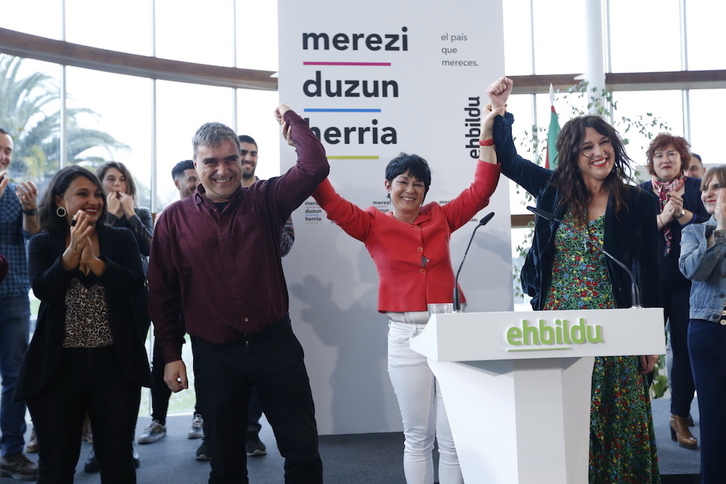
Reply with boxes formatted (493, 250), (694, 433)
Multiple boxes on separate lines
(645, 133), (691, 176)
(550, 115), (634, 223)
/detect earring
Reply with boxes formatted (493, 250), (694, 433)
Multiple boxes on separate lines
(56, 206), (67, 218)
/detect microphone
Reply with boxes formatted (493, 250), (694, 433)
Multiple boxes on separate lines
(526, 206), (642, 308)
(453, 212), (495, 312)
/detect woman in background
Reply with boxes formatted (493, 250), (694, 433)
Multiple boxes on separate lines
(88, 161), (153, 471)
(96, 161), (153, 294)
(640, 134), (708, 449)
(488, 76), (661, 483)
(16, 166), (151, 483)
(679, 165), (726, 483)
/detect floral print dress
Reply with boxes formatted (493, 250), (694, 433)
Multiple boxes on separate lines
(543, 213), (660, 484)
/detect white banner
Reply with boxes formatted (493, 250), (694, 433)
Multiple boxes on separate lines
(279, 0), (510, 435)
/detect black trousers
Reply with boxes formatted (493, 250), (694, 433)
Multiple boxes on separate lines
(27, 346), (140, 484)
(192, 317), (322, 484)
(247, 387), (263, 432)
(662, 278), (695, 416)
(150, 338), (172, 424)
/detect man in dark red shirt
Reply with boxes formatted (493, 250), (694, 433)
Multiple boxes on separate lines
(148, 104), (329, 483)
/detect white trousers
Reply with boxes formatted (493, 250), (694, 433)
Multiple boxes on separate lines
(387, 318), (463, 484)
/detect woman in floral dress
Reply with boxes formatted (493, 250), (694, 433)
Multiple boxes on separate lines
(488, 77), (662, 483)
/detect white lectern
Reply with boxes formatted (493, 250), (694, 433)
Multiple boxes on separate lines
(409, 308), (664, 484)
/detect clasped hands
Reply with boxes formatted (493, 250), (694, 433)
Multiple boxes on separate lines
(106, 191), (135, 218)
(63, 211), (102, 275)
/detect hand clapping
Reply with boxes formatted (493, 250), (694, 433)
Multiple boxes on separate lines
(663, 192), (684, 223)
(65, 211), (99, 275)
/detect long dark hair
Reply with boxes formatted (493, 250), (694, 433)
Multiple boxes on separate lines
(551, 115), (633, 223)
(97, 160), (138, 201)
(38, 166), (108, 236)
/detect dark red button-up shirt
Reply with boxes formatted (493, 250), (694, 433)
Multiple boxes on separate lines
(148, 111), (329, 363)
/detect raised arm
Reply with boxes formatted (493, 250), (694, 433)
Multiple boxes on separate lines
(273, 104), (330, 212)
(488, 77), (554, 196)
(487, 76), (513, 110)
(311, 178), (374, 242)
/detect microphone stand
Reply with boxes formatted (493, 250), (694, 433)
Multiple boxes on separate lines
(453, 212), (495, 312)
(526, 206), (642, 308)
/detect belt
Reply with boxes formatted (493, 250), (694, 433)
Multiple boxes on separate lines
(387, 311), (429, 325)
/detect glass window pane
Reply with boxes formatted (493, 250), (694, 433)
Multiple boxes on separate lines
(236, 89), (281, 181)
(65, 67), (153, 207)
(0, 56), (61, 184)
(155, 81), (236, 210)
(65, 0), (153, 55)
(609, 0), (681, 72)
(235, 0), (279, 71)
(531, 0), (586, 75)
(611, 90), (684, 177)
(502, 0), (533, 76)
(686, 2), (726, 70)
(503, 94), (536, 214)
(1, 0), (63, 39)
(689, 89), (726, 170)
(155, 0), (235, 67)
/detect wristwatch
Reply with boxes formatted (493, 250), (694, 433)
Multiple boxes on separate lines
(679, 208), (686, 218)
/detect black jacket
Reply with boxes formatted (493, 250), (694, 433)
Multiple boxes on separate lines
(640, 177), (709, 281)
(16, 225), (152, 400)
(494, 112), (662, 310)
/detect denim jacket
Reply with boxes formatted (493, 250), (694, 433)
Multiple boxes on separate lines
(680, 217), (726, 322)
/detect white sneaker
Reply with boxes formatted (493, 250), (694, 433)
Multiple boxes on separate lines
(188, 414), (204, 440)
(137, 420), (166, 444)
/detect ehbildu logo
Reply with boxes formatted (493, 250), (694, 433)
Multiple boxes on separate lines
(506, 319), (604, 351)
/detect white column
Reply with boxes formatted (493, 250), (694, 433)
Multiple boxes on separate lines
(584, 0), (606, 114)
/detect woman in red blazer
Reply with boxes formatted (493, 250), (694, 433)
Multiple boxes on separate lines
(312, 106), (502, 484)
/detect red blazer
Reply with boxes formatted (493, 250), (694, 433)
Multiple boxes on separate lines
(313, 161), (500, 313)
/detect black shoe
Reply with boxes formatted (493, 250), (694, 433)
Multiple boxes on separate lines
(0, 452), (38, 481)
(687, 412), (695, 427)
(196, 440), (211, 461)
(132, 442), (140, 468)
(246, 430), (267, 457)
(84, 449), (100, 473)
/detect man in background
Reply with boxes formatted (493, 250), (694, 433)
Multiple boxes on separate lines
(687, 152), (706, 179)
(172, 159), (199, 200)
(0, 128), (39, 480)
(138, 160), (206, 449)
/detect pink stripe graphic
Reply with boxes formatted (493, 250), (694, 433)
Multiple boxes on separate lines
(303, 61), (391, 66)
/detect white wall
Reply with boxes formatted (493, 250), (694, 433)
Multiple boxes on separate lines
(278, 0), (510, 435)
